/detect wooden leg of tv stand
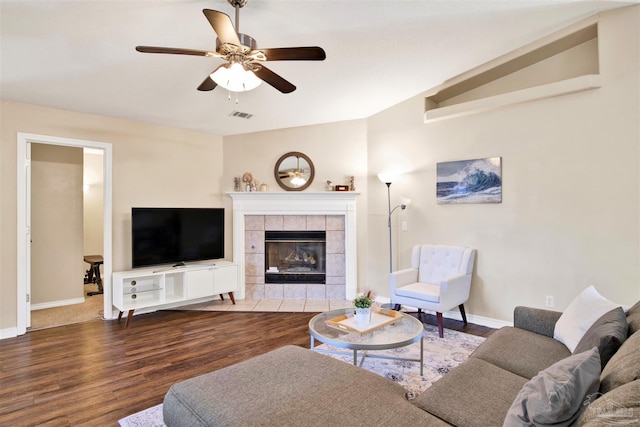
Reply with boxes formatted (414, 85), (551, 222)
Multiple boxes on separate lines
(219, 292), (236, 304)
(117, 310), (135, 327)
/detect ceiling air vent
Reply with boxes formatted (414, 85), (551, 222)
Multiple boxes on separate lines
(229, 110), (253, 120)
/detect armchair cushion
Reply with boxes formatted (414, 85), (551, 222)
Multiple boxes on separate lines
(395, 282), (440, 303)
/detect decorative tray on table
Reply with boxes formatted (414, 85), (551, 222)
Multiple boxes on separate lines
(325, 307), (403, 336)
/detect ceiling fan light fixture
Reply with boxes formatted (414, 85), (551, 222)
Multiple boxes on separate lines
(210, 62), (262, 92)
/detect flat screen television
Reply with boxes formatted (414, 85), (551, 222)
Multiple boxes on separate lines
(132, 207), (224, 268)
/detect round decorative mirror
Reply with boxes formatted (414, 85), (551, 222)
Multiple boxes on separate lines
(274, 151), (315, 191)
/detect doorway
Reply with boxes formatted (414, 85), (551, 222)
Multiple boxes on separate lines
(16, 133), (113, 336)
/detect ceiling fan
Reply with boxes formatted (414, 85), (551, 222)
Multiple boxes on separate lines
(136, 0), (326, 94)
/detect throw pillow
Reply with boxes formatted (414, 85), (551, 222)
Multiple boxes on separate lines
(503, 347), (601, 427)
(573, 307), (628, 370)
(553, 286), (620, 352)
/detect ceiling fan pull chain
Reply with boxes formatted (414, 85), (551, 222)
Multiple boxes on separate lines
(235, 92), (239, 104)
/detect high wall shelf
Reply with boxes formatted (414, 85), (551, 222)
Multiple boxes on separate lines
(424, 14), (601, 122)
(113, 261), (238, 327)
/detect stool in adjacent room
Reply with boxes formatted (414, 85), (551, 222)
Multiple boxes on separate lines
(84, 255), (104, 296)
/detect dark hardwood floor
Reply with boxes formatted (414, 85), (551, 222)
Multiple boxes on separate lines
(0, 310), (494, 426)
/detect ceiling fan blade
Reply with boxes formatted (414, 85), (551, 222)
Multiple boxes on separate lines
(253, 65), (296, 94)
(136, 46), (215, 57)
(203, 9), (241, 47)
(197, 77), (217, 92)
(197, 66), (225, 91)
(257, 47), (326, 61)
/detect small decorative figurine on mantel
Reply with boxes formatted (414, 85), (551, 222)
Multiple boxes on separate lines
(242, 172), (254, 192)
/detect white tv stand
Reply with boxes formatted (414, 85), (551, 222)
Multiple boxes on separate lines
(112, 261), (239, 327)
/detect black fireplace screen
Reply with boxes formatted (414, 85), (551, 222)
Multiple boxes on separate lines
(264, 231), (326, 284)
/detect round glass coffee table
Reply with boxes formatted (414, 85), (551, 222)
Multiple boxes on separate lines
(308, 308), (425, 375)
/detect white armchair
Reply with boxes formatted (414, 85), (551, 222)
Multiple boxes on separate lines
(390, 244), (476, 338)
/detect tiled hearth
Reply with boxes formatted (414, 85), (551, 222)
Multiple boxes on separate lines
(182, 298), (354, 313)
(228, 192), (360, 301)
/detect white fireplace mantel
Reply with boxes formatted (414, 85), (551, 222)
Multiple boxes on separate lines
(227, 192), (360, 300)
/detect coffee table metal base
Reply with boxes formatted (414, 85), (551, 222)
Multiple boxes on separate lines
(310, 335), (424, 376)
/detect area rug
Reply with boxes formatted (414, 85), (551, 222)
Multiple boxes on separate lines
(118, 324), (485, 426)
(316, 323), (485, 395)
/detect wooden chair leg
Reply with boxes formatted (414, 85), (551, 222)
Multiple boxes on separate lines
(459, 304), (468, 324)
(436, 312), (444, 338)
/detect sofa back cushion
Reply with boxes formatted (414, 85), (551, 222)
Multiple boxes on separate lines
(626, 300), (640, 336)
(599, 330), (640, 394)
(573, 307), (628, 370)
(574, 379), (640, 426)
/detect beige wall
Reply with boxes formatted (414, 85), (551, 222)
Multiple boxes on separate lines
(366, 6), (640, 322)
(1, 6), (638, 335)
(31, 144), (84, 305)
(0, 101), (223, 332)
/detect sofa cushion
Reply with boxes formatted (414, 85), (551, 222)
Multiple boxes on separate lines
(554, 286), (620, 352)
(412, 358), (528, 427)
(574, 307), (628, 370)
(503, 347), (601, 427)
(626, 300), (640, 336)
(471, 326), (571, 379)
(163, 345), (444, 427)
(599, 330), (640, 394)
(574, 379), (640, 426)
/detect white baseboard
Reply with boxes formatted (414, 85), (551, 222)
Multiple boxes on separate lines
(376, 297), (512, 330)
(0, 327), (18, 339)
(31, 297), (85, 311)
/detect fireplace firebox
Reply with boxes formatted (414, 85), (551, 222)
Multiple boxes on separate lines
(265, 231), (326, 284)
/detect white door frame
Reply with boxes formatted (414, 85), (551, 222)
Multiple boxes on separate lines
(17, 133), (113, 336)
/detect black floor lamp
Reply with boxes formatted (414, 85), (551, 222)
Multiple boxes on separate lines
(378, 173), (410, 309)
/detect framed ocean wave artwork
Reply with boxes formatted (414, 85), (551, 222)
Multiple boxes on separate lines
(436, 157), (502, 204)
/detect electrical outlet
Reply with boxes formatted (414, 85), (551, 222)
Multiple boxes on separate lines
(545, 295), (554, 308)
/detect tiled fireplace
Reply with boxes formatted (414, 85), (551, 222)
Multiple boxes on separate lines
(228, 192), (360, 301)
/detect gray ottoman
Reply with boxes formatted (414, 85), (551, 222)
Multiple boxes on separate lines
(163, 345), (443, 426)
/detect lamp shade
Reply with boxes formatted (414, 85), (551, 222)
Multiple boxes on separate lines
(378, 172), (397, 184)
(211, 62), (262, 92)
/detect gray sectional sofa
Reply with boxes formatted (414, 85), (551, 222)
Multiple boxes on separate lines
(163, 301), (640, 426)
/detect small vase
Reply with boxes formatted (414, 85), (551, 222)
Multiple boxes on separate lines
(354, 307), (371, 325)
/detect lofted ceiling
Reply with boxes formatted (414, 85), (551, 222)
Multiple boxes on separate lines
(1, 0), (637, 136)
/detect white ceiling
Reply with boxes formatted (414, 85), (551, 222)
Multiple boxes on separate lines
(1, 0), (636, 136)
